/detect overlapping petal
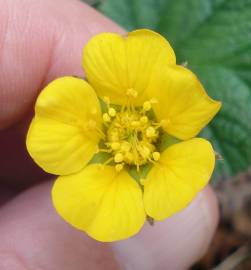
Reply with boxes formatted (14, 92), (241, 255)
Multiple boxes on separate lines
(147, 65), (221, 140)
(26, 77), (102, 175)
(52, 164), (146, 242)
(83, 29), (176, 105)
(143, 138), (215, 220)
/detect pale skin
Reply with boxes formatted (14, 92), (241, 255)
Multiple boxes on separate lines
(0, 0), (219, 269)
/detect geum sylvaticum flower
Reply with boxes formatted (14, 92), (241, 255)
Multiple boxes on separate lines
(26, 29), (221, 242)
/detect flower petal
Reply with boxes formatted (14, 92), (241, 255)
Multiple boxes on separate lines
(148, 65), (221, 140)
(83, 29), (176, 105)
(143, 138), (215, 220)
(52, 164), (146, 242)
(26, 77), (102, 175)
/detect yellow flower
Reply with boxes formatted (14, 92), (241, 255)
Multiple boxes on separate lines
(26, 29), (221, 242)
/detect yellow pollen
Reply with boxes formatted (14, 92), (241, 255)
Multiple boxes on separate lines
(126, 88), (138, 98)
(143, 101), (152, 111)
(103, 113), (111, 122)
(140, 116), (148, 123)
(152, 152), (160, 161)
(146, 126), (156, 138)
(111, 142), (120, 150)
(108, 107), (116, 117)
(115, 163), (124, 172)
(114, 153), (124, 163)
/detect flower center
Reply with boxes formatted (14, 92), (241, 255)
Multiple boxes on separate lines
(101, 97), (161, 172)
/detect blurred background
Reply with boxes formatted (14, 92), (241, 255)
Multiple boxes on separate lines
(82, 0), (251, 269)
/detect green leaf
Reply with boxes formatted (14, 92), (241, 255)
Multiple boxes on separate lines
(99, 0), (168, 30)
(99, 0), (251, 181)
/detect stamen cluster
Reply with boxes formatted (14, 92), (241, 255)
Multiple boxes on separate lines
(101, 97), (161, 171)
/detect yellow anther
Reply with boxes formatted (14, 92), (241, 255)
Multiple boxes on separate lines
(131, 121), (140, 127)
(114, 153), (124, 163)
(143, 101), (152, 111)
(111, 142), (121, 150)
(140, 116), (148, 123)
(126, 88), (138, 98)
(115, 163), (124, 172)
(146, 126), (156, 137)
(152, 151), (160, 161)
(103, 113), (111, 122)
(108, 107), (116, 117)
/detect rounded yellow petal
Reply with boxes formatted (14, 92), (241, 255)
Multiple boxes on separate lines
(83, 29), (176, 105)
(26, 77), (102, 175)
(143, 138), (215, 220)
(52, 164), (146, 242)
(148, 65), (221, 140)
